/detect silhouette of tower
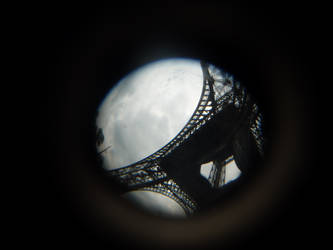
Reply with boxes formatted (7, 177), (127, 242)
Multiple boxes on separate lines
(105, 61), (265, 215)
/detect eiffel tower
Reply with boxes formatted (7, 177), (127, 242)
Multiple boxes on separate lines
(104, 61), (265, 215)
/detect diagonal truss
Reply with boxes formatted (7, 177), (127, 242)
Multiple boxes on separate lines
(106, 61), (263, 214)
(207, 156), (234, 188)
(249, 105), (265, 156)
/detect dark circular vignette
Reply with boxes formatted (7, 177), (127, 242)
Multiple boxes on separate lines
(43, 3), (320, 250)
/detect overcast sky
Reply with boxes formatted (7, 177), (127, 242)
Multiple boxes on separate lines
(96, 58), (241, 217)
(97, 58), (203, 170)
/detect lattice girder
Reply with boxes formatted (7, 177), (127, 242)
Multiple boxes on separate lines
(141, 178), (198, 215)
(106, 61), (262, 213)
(208, 156), (234, 188)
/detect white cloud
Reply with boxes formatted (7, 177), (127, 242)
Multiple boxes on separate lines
(95, 59), (205, 217)
(97, 58), (203, 170)
(225, 160), (241, 183)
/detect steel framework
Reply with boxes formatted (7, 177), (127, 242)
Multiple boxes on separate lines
(105, 61), (264, 215)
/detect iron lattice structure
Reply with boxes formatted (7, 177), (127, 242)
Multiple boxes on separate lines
(106, 61), (264, 215)
(207, 156), (234, 189)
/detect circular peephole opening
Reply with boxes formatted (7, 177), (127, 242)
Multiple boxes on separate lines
(95, 58), (267, 218)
